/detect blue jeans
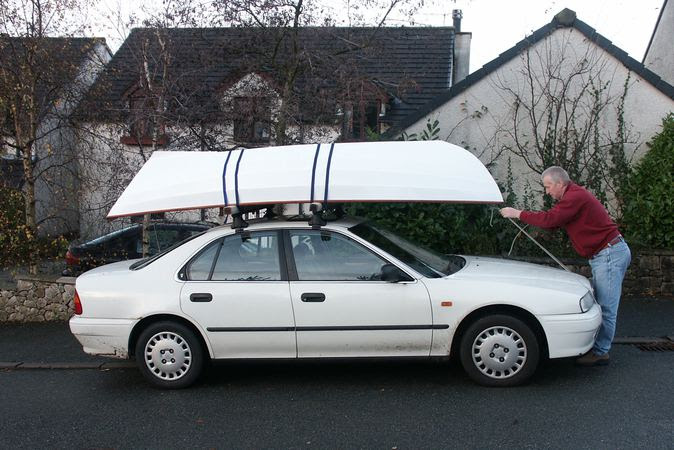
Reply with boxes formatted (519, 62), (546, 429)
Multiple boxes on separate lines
(589, 240), (631, 355)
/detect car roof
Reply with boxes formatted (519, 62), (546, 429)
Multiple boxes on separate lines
(203, 215), (366, 235)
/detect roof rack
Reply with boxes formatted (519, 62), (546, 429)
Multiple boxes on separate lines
(224, 204), (277, 233)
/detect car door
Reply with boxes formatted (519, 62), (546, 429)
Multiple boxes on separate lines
(180, 230), (296, 359)
(286, 229), (433, 358)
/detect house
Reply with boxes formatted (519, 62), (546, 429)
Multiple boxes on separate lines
(643, 0), (674, 86)
(0, 37), (111, 237)
(383, 9), (674, 215)
(74, 21), (471, 238)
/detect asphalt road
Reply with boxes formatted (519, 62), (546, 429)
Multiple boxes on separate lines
(1, 296), (673, 448)
(1, 345), (673, 448)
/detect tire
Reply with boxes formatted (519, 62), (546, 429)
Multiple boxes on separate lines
(135, 321), (205, 389)
(459, 314), (540, 387)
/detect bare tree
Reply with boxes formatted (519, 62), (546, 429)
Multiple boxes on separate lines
(70, 0), (445, 240)
(0, 0), (109, 269)
(140, 0), (434, 145)
(493, 30), (638, 213)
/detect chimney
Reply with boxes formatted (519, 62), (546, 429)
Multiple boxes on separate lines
(451, 9), (470, 85)
(452, 9), (463, 32)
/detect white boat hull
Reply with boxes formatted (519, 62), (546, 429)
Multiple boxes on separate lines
(107, 141), (503, 219)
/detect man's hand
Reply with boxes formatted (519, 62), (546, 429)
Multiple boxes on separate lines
(500, 207), (522, 219)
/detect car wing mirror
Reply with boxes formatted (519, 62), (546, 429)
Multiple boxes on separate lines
(380, 263), (412, 283)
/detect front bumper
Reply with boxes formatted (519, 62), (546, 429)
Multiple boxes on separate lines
(69, 317), (137, 359)
(539, 303), (602, 359)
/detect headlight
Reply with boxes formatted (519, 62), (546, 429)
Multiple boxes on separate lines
(579, 291), (595, 313)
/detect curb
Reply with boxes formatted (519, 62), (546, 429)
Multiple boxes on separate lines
(1, 337), (672, 370)
(0, 361), (136, 370)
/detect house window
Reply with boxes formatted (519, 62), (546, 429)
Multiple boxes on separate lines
(120, 90), (167, 146)
(233, 96), (271, 143)
(1, 108), (18, 158)
(352, 101), (381, 140)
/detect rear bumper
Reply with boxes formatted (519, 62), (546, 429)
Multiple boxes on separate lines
(539, 303), (602, 359)
(69, 317), (137, 359)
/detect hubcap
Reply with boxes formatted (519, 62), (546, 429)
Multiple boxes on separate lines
(471, 326), (527, 379)
(144, 331), (192, 381)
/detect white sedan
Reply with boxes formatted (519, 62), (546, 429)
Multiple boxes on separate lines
(70, 217), (601, 388)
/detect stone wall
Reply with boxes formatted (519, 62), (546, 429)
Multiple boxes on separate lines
(624, 250), (673, 297)
(0, 251), (671, 323)
(0, 276), (76, 322)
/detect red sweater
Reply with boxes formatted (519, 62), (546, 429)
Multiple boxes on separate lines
(519, 183), (620, 258)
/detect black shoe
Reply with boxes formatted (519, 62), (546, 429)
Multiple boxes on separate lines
(576, 351), (610, 366)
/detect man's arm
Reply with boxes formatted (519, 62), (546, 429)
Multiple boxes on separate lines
(500, 196), (580, 229)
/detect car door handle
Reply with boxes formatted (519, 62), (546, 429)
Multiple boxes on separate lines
(190, 293), (213, 302)
(301, 293), (326, 302)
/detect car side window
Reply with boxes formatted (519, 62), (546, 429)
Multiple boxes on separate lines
(289, 230), (389, 281)
(186, 239), (222, 281)
(211, 232), (281, 281)
(185, 232), (281, 281)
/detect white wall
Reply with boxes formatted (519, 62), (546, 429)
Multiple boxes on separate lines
(401, 28), (674, 213)
(76, 118), (340, 239)
(643, 0), (674, 86)
(34, 41), (111, 237)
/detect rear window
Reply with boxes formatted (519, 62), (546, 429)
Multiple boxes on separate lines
(129, 230), (207, 270)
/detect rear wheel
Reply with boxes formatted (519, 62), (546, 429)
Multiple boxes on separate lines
(459, 314), (540, 387)
(135, 321), (204, 389)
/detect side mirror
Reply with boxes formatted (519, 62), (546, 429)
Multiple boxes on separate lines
(380, 263), (411, 283)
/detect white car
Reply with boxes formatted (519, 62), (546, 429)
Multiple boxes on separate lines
(70, 217), (601, 388)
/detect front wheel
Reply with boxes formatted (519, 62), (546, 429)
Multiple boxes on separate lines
(459, 314), (540, 387)
(135, 321), (205, 389)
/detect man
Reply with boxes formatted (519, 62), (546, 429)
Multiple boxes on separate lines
(500, 166), (631, 366)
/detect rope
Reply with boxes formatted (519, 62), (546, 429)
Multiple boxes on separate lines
(506, 217), (571, 272)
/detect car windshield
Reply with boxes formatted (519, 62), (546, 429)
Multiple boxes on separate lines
(129, 230), (207, 270)
(349, 222), (465, 278)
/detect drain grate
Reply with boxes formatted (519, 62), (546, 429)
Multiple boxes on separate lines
(634, 342), (674, 352)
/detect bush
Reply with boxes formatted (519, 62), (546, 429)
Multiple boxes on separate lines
(345, 202), (577, 258)
(621, 114), (674, 249)
(0, 187), (68, 268)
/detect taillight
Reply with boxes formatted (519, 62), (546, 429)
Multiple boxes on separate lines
(65, 250), (80, 266)
(73, 289), (83, 315)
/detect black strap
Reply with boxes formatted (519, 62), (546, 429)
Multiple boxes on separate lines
(310, 143), (321, 203)
(234, 149), (245, 207)
(323, 142), (336, 204)
(222, 151), (233, 206)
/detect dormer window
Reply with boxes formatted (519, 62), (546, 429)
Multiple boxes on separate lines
(233, 96), (271, 144)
